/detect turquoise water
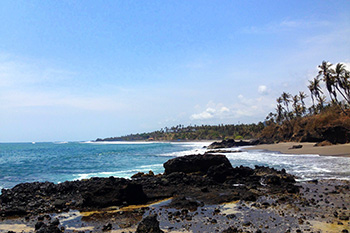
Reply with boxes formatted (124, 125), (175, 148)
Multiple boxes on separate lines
(0, 141), (207, 191)
(1, 141), (350, 192)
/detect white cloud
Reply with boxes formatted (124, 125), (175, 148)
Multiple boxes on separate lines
(220, 106), (230, 113)
(206, 107), (216, 113)
(258, 85), (268, 95)
(191, 111), (214, 120)
(190, 102), (231, 120)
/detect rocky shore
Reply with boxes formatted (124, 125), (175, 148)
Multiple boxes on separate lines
(1, 153), (350, 232)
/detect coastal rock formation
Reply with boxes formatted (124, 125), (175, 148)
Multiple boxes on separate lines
(0, 177), (147, 217)
(163, 153), (232, 175)
(133, 154), (298, 207)
(207, 139), (260, 149)
(0, 154), (298, 219)
(263, 122), (350, 144)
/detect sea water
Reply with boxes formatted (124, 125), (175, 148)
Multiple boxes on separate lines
(1, 141), (350, 192)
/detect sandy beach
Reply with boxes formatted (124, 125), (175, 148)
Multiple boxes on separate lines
(246, 142), (350, 157)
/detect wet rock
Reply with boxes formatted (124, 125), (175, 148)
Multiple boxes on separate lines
(35, 219), (62, 233)
(102, 223), (112, 231)
(208, 139), (260, 149)
(0, 177), (148, 216)
(264, 175), (281, 185)
(81, 178), (148, 208)
(164, 154), (233, 175)
(205, 149), (242, 154)
(222, 226), (239, 233)
(136, 214), (164, 233)
(168, 196), (201, 211)
(339, 215), (349, 221)
(226, 214), (236, 219)
(207, 163), (234, 183)
(131, 171), (155, 178)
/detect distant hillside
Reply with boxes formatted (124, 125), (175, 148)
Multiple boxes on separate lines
(259, 60), (350, 144)
(259, 105), (350, 144)
(96, 123), (265, 142)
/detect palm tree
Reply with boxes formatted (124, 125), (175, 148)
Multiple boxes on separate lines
(299, 91), (308, 115)
(308, 80), (316, 110)
(292, 95), (301, 117)
(317, 95), (326, 112)
(308, 78), (323, 114)
(281, 92), (292, 113)
(276, 104), (284, 124)
(333, 63), (350, 104)
(318, 61), (338, 103)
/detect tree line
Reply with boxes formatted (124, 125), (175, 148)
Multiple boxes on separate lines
(96, 123), (265, 141)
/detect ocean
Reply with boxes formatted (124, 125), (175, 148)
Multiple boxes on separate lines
(1, 141), (350, 192)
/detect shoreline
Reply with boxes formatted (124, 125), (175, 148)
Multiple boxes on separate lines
(245, 142), (350, 157)
(1, 150), (350, 232)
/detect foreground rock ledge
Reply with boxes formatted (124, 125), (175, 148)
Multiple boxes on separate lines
(0, 154), (298, 218)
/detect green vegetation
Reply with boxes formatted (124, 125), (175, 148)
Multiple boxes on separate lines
(96, 123), (265, 141)
(260, 61), (350, 144)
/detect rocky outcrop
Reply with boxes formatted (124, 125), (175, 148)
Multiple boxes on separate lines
(320, 126), (350, 144)
(136, 215), (164, 233)
(163, 154), (232, 175)
(0, 154), (298, 218)
(0, 177), (147, 217)
(80, 177), (147, 208)
(208, 139), (260, 149)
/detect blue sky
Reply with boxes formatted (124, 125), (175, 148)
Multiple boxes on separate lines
(0, 1), (349, 142)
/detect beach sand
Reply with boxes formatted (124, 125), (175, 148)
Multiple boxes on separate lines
(246, 142), (350, 157)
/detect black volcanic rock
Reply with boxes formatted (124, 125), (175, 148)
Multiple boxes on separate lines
(136, 214), (164, 233)
(80, 177), (148, 208)
(163, 153), (233, 175)
(0, 177), (148, 217)
(207, 163), (234, 183)
(207, 139), (260, 149)
(1, 154), (299, 218)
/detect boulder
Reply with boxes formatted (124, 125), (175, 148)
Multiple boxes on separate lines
(163, 154), (233, 175)
(208, 139), (260, 149)
(136, 214), (164, 233)
(80, 177), (148, 208)
(35, 219), (62, 233)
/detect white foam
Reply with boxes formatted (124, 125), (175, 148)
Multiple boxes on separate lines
(139, 164), (163, 169)
(226, 148), (350, 180)
(160, 141), (211, 157)
(74, 170), (136, 180)
(73, 164), (164, 181)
